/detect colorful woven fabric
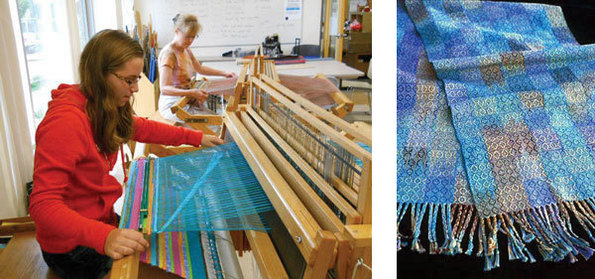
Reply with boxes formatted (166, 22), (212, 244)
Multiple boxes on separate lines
(121, 159), (210, 278)
(398, 0), (595, 270)
(120, 143), (274, 277)
(141, 231), (208, 278)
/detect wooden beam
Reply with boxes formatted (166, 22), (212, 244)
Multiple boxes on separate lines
(0, 216), (33, 224)
(334, 233), (351, 279)
(228, 63), (249, 111)
(110, 252), (140, 279)
(172, 102), (221, 135)
(313, 73), (354, 118)
(244, 230), (289, 279)
(334, 0), (347, 62)
(302, 231), (336, 279)
(357, 158), (372, 224)
(0, 217), (35, 237)
(323, 0), (332, 58)
(0, 222), (36, 237)
(344, 225), (372, 279)
(344, 224), (372, 248)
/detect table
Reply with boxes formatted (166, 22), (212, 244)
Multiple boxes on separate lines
(200, 58), (364, 80)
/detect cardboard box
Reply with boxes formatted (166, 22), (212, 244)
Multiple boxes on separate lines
(345, 42), (371, 53)
(345, 32), (371, 53)
(349, 32), (371, 43)
(362, 12), (372, 33)
(343, 52), (371, 74)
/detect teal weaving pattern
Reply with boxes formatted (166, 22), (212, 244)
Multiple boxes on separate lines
(121, 142), (274, 234)
(398, 0), (595, 270)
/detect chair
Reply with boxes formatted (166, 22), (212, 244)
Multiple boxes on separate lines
(291, 44), (321, 58)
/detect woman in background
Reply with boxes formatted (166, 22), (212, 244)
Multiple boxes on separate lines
(158, 13), (237, 123)
(30, 29), (224, 278)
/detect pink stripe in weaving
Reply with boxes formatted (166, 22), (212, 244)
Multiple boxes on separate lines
(129, 158), (145, 230)
(171, 231), (183, 277)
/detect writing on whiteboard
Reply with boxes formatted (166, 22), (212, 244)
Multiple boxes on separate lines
(153, 0), (302, 47)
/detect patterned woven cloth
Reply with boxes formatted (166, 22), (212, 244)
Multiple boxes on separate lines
(398, 0), (595, 270)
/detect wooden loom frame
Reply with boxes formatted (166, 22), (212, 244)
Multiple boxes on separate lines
(222, 52), (372, 278)
(111, 51), (371, 279)
(169, 78), (224, 137)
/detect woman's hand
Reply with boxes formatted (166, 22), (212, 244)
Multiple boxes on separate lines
(104, 229), (149, 260)
(201, 134), (225, 147)
(188, 89), (208, 102)
(225, 72), (238, 78)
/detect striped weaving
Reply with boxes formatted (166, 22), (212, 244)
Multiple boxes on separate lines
(121, 159), (210, 278)
(120, 143), (273, 277)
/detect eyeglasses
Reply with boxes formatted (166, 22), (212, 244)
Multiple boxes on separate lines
(176, 30), (199, 40)
(112, 72), (142, 87)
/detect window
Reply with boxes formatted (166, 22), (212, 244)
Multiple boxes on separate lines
(15, 0), (93, 131)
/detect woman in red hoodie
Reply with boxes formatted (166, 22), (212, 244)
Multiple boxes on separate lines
(29, 29), (224, 278)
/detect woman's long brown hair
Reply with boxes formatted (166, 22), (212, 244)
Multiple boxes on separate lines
(79, 29), (144, 154)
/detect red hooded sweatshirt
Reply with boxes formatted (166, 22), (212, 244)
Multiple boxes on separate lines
(30, 84), (203, 254)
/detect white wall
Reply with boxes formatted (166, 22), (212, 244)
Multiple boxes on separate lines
(93, 0), (119, 31)
(133, 0), (322, 57)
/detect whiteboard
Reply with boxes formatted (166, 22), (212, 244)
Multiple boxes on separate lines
(152, 0), (303, 48)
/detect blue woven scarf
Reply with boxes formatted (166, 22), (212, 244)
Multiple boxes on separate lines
(398, 0), (595, 270)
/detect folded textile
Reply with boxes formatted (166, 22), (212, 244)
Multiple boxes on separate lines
(397, 0), (475, 256)
(398, 0), (595, 270)
(278, 74), (338, 107)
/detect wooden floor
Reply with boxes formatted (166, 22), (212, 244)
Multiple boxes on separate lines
(0, 231), (60, 279)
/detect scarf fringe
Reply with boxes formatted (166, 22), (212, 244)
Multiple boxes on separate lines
(397, 197), (595, 271)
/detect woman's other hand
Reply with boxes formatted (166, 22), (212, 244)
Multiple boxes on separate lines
(201, 134), (225, 147)
(104, 229), (149, 259)
(188, 89), (208, 102)
(225, 72), (238, 78)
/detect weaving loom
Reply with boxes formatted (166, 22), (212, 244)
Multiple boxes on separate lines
(169, 60), (354, 137)
(112, 50), (372, 279)
(169, 77), (236, 136)
(398, 0), (595, 272)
